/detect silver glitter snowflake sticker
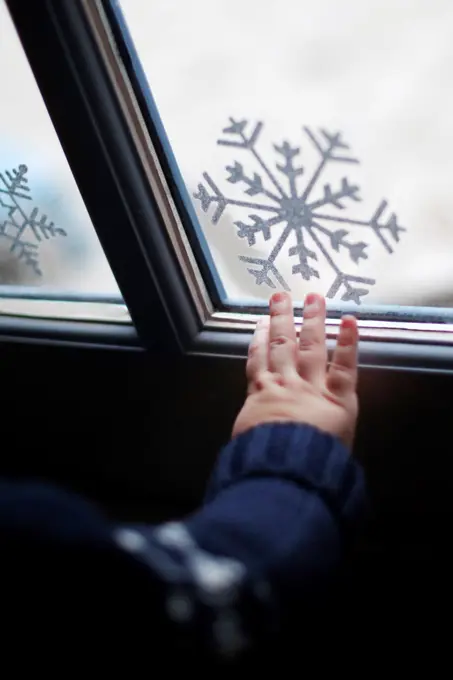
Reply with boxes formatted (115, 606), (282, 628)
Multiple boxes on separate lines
(0, 164), (66, 275)
(194, 118), (405, 304)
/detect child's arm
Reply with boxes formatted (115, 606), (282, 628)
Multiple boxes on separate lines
(0, 292), (365, 665)
(135, 291), (364, 657)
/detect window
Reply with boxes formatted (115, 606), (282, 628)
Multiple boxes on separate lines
(118, 0), (453, 318)
(0, 0), (128, 324)
(5, 0), (453, 368)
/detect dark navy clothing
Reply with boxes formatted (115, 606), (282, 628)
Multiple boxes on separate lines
(0, 423), (365, 666)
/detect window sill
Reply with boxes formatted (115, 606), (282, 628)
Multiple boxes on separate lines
(207, 311), (453, 346)
(0, 314), (140, 351)
(190, 311), (453, 374)
(0, 306), (452, 373)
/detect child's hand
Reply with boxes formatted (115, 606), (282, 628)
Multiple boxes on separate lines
(232, 291), (359, 449)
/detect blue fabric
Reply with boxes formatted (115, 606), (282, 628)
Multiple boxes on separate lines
(0, 423), (366, 665)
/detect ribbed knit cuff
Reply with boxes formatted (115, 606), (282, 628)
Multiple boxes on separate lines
(206, 423), (366, 533)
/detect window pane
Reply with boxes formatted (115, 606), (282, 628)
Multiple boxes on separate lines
(120, 0), (453, 308)
(0, 0), (122, 303)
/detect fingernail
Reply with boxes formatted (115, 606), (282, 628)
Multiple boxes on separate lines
(271, 292), (287, 307)
(304, 293), (320, 311)
(339, 318), (355, 345)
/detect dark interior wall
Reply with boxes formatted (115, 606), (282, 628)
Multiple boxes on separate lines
(2, 340), (451, 528)
(0, 342), (244, 521)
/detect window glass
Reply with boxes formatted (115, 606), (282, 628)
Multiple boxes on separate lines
(120, 0), (453, 308)
(0, 0), (123, 309)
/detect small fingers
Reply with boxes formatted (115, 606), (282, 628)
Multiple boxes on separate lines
(268, 292), (298, 377)
(326, 315), (359, 398)
(298, 293), (327, 386)
(246, 316), (269, 390)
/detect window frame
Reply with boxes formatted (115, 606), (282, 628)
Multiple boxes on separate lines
(5, 0), (209, 353)
(5, 0), (453, 373)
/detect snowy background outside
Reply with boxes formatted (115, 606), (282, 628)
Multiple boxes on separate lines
(0, 0), (120, 296)
(121, 0), (453, 308)
(2, 0), (453, 311)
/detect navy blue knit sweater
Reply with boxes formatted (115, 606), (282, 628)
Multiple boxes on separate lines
(0, 423), (365, 666)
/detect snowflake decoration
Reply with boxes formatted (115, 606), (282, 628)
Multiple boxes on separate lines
(194, 118), (405, 304)
(0, 164), (66, 276)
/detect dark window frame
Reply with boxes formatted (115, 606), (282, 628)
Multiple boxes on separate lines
(5, 0), (208, 354)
